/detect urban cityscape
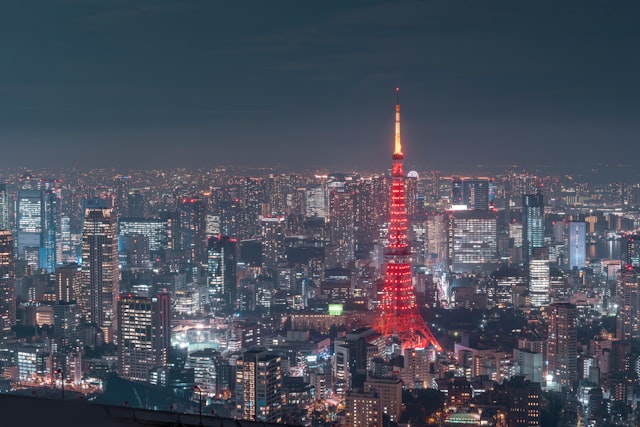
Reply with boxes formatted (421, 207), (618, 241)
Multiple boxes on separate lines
(0, 87), (639, 426)
(2, 1), (640, 427)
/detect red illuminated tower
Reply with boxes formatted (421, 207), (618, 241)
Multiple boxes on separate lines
(374, 89), (441, 351)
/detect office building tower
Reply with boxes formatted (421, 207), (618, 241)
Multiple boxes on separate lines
(364, 372), (402, 421)
(327, 183), (355, 267)
(53, 301), (80, 344)
(117, 292), (170, 382)
(529, 247), (550, 308)
(118, 217), (166, 253)
(42, 181), (58, 273)
(522, 193), (544, 264)
(207, 235), (237, 313)
(374, 89), (440, 351)
(462, 178), (490, 210)
(547, 302), (577, 389)
(56, 263), (80, 303)
(446, 210), (498, 273)
(261, 217), (286, 270)
(79, 200), (119, 343)
(180, 196), (207, 263)
(504, 376), (542, 427)
(625, 235), (640, 267)
(568, 221), (586, 270)
(159, 210), (181, 252)
(16, 188), (43, 269)
(0, 184), (8, 231)
(345, 391), (381, 427)
(0, 231), (16, 335)
(306, 185), (328, 219)
(451, 177), (463, 206)
(127, 190), (144, 218)
(236, 349), (282, 423)
(616, 267), (640, 340)
(113, 175), (131, 217)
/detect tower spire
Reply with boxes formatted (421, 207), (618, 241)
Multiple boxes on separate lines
(394, 87), (402, 158)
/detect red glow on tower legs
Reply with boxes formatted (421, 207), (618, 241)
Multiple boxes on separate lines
(374, 89), (441, 352)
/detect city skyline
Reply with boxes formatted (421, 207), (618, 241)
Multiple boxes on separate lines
(2, 1), (639, 172)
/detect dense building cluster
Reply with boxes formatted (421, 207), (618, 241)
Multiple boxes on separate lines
(1, 114), (640, 426)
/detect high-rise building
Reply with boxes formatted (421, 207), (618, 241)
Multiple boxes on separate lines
(0, 184), (9, 231)
(159, 210), (181, 252)
(568, 221), (586, 270)
(56, 263), (80, 303)
(327, 182), (355, 268)
(117, 292), (170, 382)
(207, 235), (237, 313)
(374, 89), (440, 351)
(53, 301), (80, 344)
(446, 210), (498, 272)
(236, 349), (282, 423)
(616, 266), (640, 340)
(179, 196), (207, 263)
(0, 231), (16, 336)
(345, 390), (381, 427)
(522, 193), (544, 264)
(625, 235), (640, 267)
(127, 190), (144, 218)
(261, 217), (285, 270)
(462, 178), (490, 210)
(529, 247), (550, 308)
(79, 200), (119, 343)
(113, 175), (131, 218)
(16, 188), (43, 269)
(547, 302), (577, 389)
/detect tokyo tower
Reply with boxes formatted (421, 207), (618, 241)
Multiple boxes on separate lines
(374, 88), (442, 352)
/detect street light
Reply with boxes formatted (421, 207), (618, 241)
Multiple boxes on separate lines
(194, 385), (203, 425)
(56, 369), (64, 400)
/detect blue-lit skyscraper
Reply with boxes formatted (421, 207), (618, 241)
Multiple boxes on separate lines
(568, 221), (586, 270)
(522, 193), (544, 264)
(207, 235), (237, 314)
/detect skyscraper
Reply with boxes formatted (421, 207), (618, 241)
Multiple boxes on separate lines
(207, 235), (237, 313)
(236, 349), (282, 423)
(568, 221), (586, 270)
(529, 247), (550, 308)
(462, 178), (490, 210)
(616, 266), (640, 341)
(374, 89), (440, 351)
(446, 209), (498, 273)
(117, 292), (170, 382)
(547, 302), (577, 389)
(79, 199), (119, 343)
(0, 231), (16, 336)
(327, 182), (355, 267)
(0, 184), (9, 231)
(180, 196), (207, 263)
(522, 193), (544, 264)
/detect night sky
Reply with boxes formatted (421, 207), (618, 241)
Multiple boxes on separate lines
(2, 1), (639, 173)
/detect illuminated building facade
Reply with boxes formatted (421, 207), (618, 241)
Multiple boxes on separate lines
(547, 302), (577, 389)
(180, 196), (207, 263)
(207, 235), (237, 313)
(236, 349), (282, 423)
(327, 182), (355, 268)
(616, 266), (640, 340)
(529, 247), (550, 308)
(117, 292), (170, 382)
(79, 200), (119, 343)
(55, 263), (80, 303)
(374, 89), (440, 351)
(568, 221), (586, 270)
(0, 184), (8, 230)
(118, 217), (166, 253)
(0, 231), (16, 336)
(261, 217), (285, 270)
(462, 178), (490, 210)
(522, 193), (545, 264)
(446, 210), (498, 273)
(345, 391), (381, 427)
